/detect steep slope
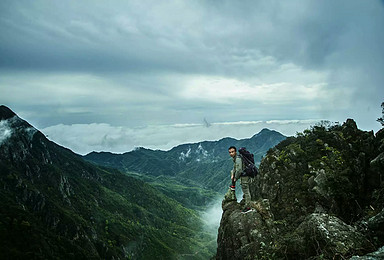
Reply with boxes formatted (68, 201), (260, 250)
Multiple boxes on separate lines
(216, 119), (384, 259)
(84, 129), (286, 194)
(0, 106), (214, 259)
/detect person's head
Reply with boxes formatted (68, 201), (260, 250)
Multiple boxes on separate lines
(228, 146), (237, 158)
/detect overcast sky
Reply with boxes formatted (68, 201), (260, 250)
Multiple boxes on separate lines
(1, 0), (383, 154)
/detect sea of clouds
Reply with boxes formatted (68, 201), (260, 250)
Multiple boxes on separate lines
(42, 119), (322, 155)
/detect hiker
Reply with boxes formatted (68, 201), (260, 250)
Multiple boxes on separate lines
(227, 146), (252, 211)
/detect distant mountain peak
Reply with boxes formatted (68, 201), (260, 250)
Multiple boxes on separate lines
(0, 105), (41, 149)
(251, 128), (284, 139)
(0, 105), (17, 120)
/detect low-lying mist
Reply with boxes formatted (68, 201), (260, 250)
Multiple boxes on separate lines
(200, 189), (244, 239)
(201, 196), (223, 236)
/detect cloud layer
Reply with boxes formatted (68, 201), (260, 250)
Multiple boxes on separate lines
(42, 119), (321, 155)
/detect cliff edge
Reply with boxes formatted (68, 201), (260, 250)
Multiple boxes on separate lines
(216, 120), (384, 259)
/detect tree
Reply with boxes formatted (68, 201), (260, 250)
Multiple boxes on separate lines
(377, 102), (384, 127)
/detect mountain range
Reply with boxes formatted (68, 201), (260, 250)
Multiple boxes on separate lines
(0, 105), (285, 259)
(84, 128), (286, 194)
(0, 106), (213, 259)
(2, 104), (383, 259)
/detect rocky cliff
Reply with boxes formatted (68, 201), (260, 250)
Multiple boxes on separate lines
(216, 119), (384, 259)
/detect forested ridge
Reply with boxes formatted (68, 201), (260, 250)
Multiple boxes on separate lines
(217, 119), (384, 259)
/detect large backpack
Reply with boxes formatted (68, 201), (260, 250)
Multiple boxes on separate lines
(238, 147), (259, 178)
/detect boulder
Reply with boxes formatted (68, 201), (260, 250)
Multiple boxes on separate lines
(367, 208), (384, 244)
(294, 213), (373, 258)
(349, 246), (384, 260)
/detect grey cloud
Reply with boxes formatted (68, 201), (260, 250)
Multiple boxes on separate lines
(1, 1), (383, 79)
(0, 0), (215, 74)
(42, 119), (321, 155)
(0, 0), (383, 147)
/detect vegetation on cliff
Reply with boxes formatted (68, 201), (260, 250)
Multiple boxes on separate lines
(217, 118), (384, 259)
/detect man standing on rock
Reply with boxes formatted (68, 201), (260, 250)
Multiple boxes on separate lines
(225, 146), (252, 211)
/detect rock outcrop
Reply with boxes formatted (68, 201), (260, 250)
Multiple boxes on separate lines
(216, 120), (384, 259)
(217, 196), (277, 260)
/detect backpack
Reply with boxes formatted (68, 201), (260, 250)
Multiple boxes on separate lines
(238, 147), (259, 178)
